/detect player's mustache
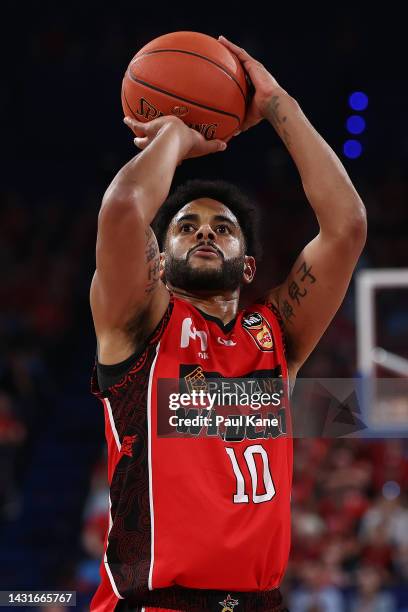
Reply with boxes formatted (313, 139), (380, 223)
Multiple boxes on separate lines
(187, 242), (224, 260)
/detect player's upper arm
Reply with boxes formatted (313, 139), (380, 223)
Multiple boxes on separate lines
(90, 198), (169, 350)
(265, 221), (367, 375)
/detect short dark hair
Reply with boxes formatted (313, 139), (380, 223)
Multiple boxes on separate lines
(151, 179), (261, 260)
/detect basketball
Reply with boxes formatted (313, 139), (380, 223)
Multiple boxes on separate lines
(121, 31), (249, 141)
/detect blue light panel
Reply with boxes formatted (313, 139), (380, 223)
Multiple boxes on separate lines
(346, 115), (366, 134)
(343, 139), (363, 159)
(349, 92), (368, 111)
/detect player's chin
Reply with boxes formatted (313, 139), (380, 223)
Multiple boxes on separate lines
(189, 256), (221, 267)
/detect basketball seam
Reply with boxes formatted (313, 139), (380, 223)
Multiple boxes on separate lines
(134, 48), (247, 104)
(127, 72), (241, 125)
(122, 84), (139, 120)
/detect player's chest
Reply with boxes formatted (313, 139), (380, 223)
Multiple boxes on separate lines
(157, 309), (280, 377)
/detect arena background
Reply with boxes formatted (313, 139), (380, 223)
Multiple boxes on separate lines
(1, 3), (407, 610)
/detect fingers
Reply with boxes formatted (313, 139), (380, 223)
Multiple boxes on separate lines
(218, 36), (253, 62)
(133, 136), (149, 150)
(206, 139), (227, 155)
(123, 116), (148, 136)
(123, 116), (143, 129)
(124, 116), (228, 156)
(190, 137), (227, 158)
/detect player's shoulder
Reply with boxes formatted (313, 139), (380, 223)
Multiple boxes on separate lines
(249, 294), (282, 322)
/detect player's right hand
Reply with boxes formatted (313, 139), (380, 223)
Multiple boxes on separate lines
(123, 115), (227, 160)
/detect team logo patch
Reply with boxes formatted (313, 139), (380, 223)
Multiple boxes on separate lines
(219, 594), (239, 611)
(242, 312), (274, 351)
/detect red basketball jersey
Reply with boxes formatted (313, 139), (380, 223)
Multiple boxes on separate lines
(90, 295), (292, 612)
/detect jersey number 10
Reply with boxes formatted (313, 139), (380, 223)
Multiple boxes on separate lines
(226, 445), (276, 504)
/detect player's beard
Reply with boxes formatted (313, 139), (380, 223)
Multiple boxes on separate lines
(164, 252), (246, 291)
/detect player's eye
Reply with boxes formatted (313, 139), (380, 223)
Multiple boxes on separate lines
(181, 223), (195, 232)
(215, 224), (230, 234)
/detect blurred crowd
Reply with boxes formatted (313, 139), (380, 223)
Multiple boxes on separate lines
(2, 4), (408, 610)
(288, 439), (408, 611)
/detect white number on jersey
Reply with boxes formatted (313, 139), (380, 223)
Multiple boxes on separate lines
(225, 445), (276, 504)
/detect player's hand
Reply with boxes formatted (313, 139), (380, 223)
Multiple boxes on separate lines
(218, 36), (284, 132)
(123, 115), (227, 160)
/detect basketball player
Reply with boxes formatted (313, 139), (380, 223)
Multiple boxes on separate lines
(89, 37), (367, 612)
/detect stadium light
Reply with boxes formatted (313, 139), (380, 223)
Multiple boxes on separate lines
(349, 91), (369, 111)
(346, 115), (366, 135)
(343, 139), (363, 159)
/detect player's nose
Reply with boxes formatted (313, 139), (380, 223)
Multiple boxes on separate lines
(196, 224), (215, 241)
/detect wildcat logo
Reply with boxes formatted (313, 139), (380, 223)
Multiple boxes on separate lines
(136, 97), (164, 120)
(242, 312), (274, 351)
(219, 594), (239, 611)
(187, 122), (218, 140)
(120, 434), (138, 458)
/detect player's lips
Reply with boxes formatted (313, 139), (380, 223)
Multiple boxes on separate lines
(190, 245), (221, 258)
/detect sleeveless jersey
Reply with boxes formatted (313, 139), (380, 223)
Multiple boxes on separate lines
(90, 295), (293, 612)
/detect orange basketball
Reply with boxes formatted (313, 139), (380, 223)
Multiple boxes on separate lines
(121, 31), (248, 141)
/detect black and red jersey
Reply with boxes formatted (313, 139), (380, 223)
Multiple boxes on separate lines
(90, 294), (292, 612)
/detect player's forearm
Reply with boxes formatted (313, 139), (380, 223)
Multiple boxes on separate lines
(101, 123), (188, 224)
(265, 89), (366, 238)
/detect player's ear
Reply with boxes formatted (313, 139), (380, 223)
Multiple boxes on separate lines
(243, 255), (256, 284)
(159, 252), (166, 280)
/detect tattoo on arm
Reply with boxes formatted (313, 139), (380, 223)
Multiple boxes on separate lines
(297, 261), (316, 283)
(279, 260), (317, 324)
(144, 228), (160, 294)
(267, 95), (291, 148)
(281, 296), (296, 324)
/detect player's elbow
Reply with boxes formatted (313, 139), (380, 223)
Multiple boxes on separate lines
(323, 199), (367, 256)
(334, 198), (367, 250)
(99, 186), (145, 224)
(347, 200), (367, 251)
(101, 184), (133, 211)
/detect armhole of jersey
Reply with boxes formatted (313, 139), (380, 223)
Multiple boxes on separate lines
(253, 297), (294, 394)
(253, 297), (287, 357)
(95, 299), (174, 394)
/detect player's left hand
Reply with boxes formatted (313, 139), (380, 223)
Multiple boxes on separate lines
(218, 36), (284, 132)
